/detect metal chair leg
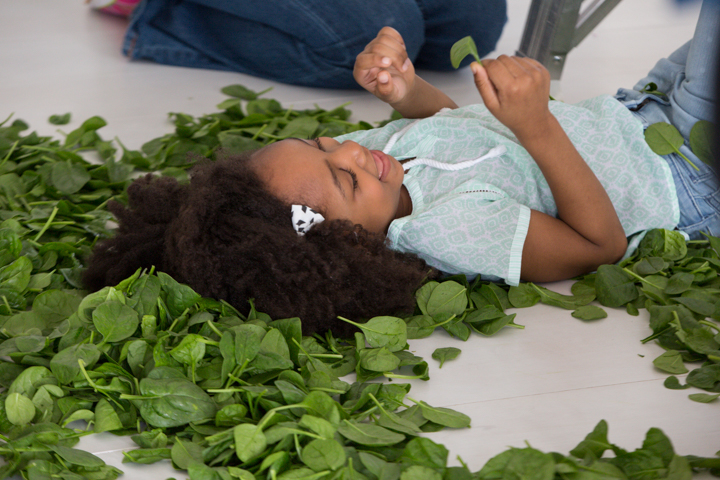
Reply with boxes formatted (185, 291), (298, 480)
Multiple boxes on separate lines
(517, 0), (623, 80)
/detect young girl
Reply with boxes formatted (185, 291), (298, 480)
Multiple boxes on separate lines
(84, 4), (719, 336)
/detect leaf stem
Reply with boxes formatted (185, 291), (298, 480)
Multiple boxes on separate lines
(32, 206), (59, 242)
(622, 267), (664, 289)
(699, 320), (720, 332)
(206, 320), (223, 338)
(0, 140), (18, 166)
(432, 314), (457, 328)
(677, 150), (700, 171)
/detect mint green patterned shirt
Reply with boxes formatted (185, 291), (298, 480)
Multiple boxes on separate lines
(336, 95), (680, 285)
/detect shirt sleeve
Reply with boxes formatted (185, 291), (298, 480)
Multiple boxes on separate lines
(387, 193), (531, 286)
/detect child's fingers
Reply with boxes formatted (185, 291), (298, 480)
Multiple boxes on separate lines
(375, 26), (405, 48)
(471, 61), (499, 110)
(356, 36), (410, 73)
(356, 47), (409, 74)
(376, 70), (396, 97)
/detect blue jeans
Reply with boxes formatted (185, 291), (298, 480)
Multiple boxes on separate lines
(615, 0), (720, 239)
(123, 0), (507, 89)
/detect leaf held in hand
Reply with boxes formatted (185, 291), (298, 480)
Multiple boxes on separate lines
(450, 36), (481, 69)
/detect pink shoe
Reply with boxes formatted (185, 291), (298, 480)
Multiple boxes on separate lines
(87, 0), (141, 17)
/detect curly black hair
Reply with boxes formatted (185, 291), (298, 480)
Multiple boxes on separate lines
(82, 152), (436, 337)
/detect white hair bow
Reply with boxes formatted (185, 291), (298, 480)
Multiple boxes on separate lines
(291, 205), (325, 235)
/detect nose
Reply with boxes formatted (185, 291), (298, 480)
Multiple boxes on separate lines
(335, 140), (369, 169)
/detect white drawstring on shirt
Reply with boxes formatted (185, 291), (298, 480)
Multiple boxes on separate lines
(382, 114), (507, 172)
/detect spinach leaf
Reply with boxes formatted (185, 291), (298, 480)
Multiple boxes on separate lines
(571, 305), (608, 321)
(644, 122), (699, 171)
(431, 347), (461, 368)
(450, 36), (482, 69)
(124, 375), (217, 428)
(689, 120), (717, 166)
(595, 265), (638, 307)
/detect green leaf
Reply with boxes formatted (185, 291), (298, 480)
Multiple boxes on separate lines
(663, 376), (689, 390)
(415, 281), (439, 315)
(49, 444), (105, 468)
(571, 305), (608, 321)
(337, 419), (405, 446)
(508, 283), (541, 308)
(686, 364), (720, 389)
(48, 113), (71, 125)
(689, 120), (717, 166)
(569, 419), (614, 459)
(645, 123), (684, 155)
(359, 451), (401, 480)
(50, 343), (101, 384)
(638, 229), (687, 261)
(652, 350), (688, 374)
(234, 323), (266, 364)
(644, 122), (699, 171)
(0, 256), (33, 292)
(450, 36), (481, 69)
(358, 347), (401, 372)
(92, 300), (140, 343)
(595, 264), (638, 308)
(341, 316), (407, 352)
(401, 437), (448, 469)
(130, 375), (217, 428)
(426, 281), (467, 316)
(641, 427), (675, 467)
(471, 313), (523, 336)
(222, 84), (265, 100)
(277, 117), (320, 139)
(664, 273), (694, 295)
(5, 392), (35, 425)
(94, 397), (123, 433)
(169, 333), (206, 366)
(413, 399), (470, 428)
(158, 271), (201, 317)
(431, 347), (461, 368)
(234, 423), (267, 463)
(688, 393), (720, 403)
(530, 283), (594, 310)
(401, 465), (442, 480)
(171, 437), (204, 470)
(50, 161), (91, 194)
(301, 438), (346, 472)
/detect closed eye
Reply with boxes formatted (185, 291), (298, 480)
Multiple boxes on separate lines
(312, 137), (326, 152)
(340, 168), (358, 190)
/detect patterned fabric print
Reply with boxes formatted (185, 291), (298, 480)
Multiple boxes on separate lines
(336, 95), (680, 285)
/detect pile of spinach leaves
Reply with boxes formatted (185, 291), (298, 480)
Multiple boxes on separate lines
(0, 85), (718, 479)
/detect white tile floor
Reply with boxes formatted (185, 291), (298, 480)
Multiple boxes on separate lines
(1, 1), (718, 478)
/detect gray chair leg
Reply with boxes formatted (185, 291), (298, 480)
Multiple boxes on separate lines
(517, 0), (623, 80)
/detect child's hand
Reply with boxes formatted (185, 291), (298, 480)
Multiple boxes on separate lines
(471, 56), (553, 140)
(354, 27), (415, 106)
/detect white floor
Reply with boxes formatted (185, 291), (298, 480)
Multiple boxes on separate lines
(1, 1), (718, 478)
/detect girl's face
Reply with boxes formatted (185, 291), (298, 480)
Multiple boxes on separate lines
(251, 137), (411, 234)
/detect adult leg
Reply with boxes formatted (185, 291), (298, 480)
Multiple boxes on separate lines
(668, 0), (720, 140)
(124, 0), (425, 89)
(630, 0), (719, 140)
(413, 0), (507, 71)
(621, 0), (720, 239)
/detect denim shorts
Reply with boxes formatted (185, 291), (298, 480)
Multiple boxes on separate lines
(616, 90), (720, 239)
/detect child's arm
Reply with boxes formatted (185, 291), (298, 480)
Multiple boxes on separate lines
(472, 57), (628, 282)
(354, 27), (458, 118)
